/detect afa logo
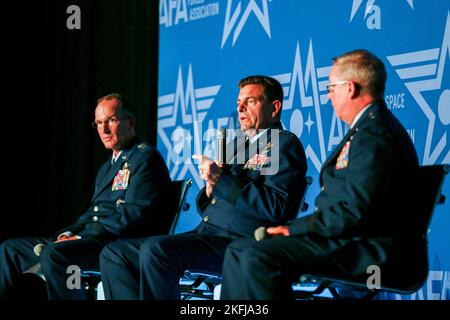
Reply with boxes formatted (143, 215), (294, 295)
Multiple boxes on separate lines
(387, 12), (450, 165)
(157, 64), (222, 186)
(270, 41), (344, 173)
(221, 0), (272, 48)
(159, 0), (220, 27)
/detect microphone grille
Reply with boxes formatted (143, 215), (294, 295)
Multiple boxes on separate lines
(217, 128), (226, 139)
(254, 226), (267, 241)
(33, 244), (45, 256)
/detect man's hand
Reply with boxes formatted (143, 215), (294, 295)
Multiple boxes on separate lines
(205, 182), (214, 198)
(56, 234), (80, 243)
(266, 226), (290, 237)
(192, 154), (223, 186)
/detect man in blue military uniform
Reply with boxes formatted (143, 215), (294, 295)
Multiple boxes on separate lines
(0, 93), (171, 299)
(99, 75), (308, 299)
(220, 50), (420, 299)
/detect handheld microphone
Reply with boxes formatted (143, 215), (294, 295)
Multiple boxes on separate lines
(217, 128), (226, 163)
(33, 243), (45, 256)
(254, 226), (287, 241)
(254, 226), (270, 241)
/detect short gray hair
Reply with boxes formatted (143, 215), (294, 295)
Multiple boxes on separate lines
(332, 49), (387, 100)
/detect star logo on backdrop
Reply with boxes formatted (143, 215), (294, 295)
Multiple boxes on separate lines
(386, 12), (450, 164)
(221, 0), (272, 48)
(350, 0), (414, 22)
(271, 41), (345, 173)
(305, 113), (315, 135)
(158, 64), (221, 185)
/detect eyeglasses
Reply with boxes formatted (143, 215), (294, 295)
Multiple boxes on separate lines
(92, 115), (125, 129)
(326, 80), (348, 93)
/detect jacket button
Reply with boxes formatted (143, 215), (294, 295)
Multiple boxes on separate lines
(92, 216), (99, 222)
(203, 216), (209, 222)
(211, 198), (216, 205)
(93, 206), (99, 212)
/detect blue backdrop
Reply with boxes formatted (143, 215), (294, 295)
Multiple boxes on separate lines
(157, 0), (450, 300)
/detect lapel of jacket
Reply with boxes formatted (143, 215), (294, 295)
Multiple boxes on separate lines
(93, 138), (139, 200)
(226, 131), (248, 166)
(320, 103), (378, 174)
(321, 126), (355, 171)
(227, 121), (282, 175)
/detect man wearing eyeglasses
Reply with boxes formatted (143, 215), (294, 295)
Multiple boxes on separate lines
(220, 50), (419, 299)
(99, 75), (308, 300)
(0, 93), (171, 300)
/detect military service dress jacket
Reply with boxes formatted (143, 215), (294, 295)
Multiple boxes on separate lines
(287, 101), (419, 276)
(56, 137), (171, 241)
(196, 121), (308, 238)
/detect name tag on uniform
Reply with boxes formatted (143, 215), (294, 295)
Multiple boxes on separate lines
(336, 141), (350, 170)
(112, 163), (130, 191)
